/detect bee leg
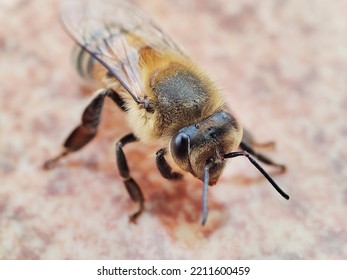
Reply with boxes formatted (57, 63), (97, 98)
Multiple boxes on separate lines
(106, 89), (127, 112)
(116, 133), (144, 223)
(156, 148), (183, 180)
(242, 128), (275, 149)
(43, 89), (112, 170)
(239, 140), (286, 172)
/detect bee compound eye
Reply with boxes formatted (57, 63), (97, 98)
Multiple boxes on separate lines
(171, 132), (190, 161)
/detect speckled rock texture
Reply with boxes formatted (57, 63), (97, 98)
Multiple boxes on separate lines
(0, 0), (346, 259)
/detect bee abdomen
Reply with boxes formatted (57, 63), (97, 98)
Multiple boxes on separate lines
(71, 44), (96, 80)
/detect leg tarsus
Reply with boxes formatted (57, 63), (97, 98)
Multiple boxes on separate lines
(129, 200), (145, 224)
(124, 178), (145, 223)
(43, 150), (69, 170)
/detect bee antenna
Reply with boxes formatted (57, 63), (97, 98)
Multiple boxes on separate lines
(201, 165), (210, 225)
(224, 151), (290, 200)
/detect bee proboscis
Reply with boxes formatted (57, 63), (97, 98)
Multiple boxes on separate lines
(44, 0), (289, 225)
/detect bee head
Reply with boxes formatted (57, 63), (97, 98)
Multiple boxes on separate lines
(170, 111), (242, 184)
(169, 110), (289, 225)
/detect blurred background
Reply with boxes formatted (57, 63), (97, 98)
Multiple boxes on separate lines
(0, 0), (346, 259)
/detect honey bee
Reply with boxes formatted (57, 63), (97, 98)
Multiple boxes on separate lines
(44, 0), (289, 225)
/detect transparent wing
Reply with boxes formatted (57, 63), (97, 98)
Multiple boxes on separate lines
(60, 0), (183, 104)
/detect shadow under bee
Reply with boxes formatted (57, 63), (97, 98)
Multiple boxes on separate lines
(146, 178), (226, 235)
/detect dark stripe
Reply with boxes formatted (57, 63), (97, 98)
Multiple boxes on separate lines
(75, 45), (85, 78)
(86, 52), (95, 79)
(74, 44), (95, 79)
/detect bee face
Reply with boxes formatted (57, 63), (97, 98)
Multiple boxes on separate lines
(170, 111), (241, 184)
(191, 147), (226, 185)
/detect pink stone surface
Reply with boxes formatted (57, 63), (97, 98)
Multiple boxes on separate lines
(0, 0), (346, 259)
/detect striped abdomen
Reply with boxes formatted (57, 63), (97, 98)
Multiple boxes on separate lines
(71, 44), (103, 81)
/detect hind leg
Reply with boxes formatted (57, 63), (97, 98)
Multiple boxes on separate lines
(43, 88), (125, 169)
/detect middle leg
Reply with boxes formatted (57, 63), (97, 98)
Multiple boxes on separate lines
(116, 133), (144, 223)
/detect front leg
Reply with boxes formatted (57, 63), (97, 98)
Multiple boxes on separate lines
(116, 133), (144, 223)
(239, 140), (286, 172)
(156, 148), (183, 180)
(240, 128), (286, 172)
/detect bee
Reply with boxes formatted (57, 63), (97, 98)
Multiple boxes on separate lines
(44, 0), (289, 225)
